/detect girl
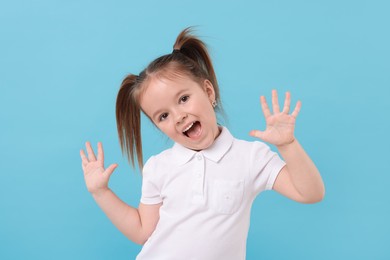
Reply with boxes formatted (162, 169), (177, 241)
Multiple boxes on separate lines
(80, 28), (325, 259)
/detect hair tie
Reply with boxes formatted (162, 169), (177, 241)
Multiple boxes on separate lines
(172, 49), (180, 54)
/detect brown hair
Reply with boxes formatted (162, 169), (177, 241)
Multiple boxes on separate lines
(116, 27), (222, 169)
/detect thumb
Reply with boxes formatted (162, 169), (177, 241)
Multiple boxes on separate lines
(104, 163), (118, 178)
(249, 130), (265, 140)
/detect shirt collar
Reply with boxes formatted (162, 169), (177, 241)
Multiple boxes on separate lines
(172, 126), (233, 166)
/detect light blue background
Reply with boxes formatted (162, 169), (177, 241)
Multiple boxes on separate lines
(1, 0), (389, 259)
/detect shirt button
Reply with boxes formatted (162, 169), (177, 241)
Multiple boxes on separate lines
(196, 154), (202, 160)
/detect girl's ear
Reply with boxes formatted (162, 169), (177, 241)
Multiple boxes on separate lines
(203, 79), (216, 103)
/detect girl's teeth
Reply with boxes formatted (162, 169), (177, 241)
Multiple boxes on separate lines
(183, 122), (194, 133)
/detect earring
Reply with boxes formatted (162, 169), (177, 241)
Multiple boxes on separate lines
(212, 100), (217, 108)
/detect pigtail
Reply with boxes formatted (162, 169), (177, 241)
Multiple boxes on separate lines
(116, 74), (143, 169)
(173, 27), (221, 105)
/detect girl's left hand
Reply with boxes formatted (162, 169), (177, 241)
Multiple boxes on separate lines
(250, 90), (301, 147)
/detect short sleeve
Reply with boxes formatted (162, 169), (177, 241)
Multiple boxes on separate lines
(140, 156), (163, 205)
(249, 141), (286, 195)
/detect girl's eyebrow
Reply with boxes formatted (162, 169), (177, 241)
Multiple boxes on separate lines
(175, 88), (190, 99)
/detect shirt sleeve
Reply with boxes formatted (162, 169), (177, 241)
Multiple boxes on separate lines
(249, 141), (286, 195)
(140, 156), (163, 205)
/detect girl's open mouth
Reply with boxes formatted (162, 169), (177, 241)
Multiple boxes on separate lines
(183, 121), (201, 138)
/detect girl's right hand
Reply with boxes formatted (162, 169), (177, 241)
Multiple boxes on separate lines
(80, 142), (118, 196)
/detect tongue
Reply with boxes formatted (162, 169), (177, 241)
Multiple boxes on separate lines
(186, 122), (201, 138)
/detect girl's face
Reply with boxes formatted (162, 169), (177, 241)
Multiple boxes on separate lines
(139, 75), (220, 151)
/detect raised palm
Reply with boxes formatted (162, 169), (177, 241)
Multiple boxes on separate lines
(80, 142), (117, 195)
(250, 90), (301, 147)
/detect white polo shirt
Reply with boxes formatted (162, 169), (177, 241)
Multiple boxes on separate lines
(137, 127), (285, 260)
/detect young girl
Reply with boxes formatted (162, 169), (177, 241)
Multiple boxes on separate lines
(80, 28), (325, 259)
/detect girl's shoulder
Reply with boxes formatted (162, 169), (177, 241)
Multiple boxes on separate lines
(231, 135), (271, 152)
(144, 147), (175, 168)
(142, 148), (175, 181)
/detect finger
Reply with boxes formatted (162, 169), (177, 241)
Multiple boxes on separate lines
(272, 89), (280, 113)
(80, 149), (89, 166)
(104, 164), (118, 178)
(97, 142), (104, 162)
(282, 92), (291, 114)
(260, 96), (272, 118)
(249, 130), (265, 140)
(291, 100), (302, 118)
(86, 141), (97, 161)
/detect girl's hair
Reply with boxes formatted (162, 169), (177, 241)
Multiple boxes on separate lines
(116, 27), (221, 169)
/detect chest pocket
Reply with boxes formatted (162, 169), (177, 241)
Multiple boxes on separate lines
(211, 179), (244, 214)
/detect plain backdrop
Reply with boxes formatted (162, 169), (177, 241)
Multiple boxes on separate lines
(1, 0), (389, 259)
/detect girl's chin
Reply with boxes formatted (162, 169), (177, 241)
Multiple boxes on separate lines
(183, 137), (215, 151)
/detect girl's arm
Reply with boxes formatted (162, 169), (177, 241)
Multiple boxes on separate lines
(80, 142), (161, 244)
(273, 140), (324, 203)
(250, 90), (325, 203)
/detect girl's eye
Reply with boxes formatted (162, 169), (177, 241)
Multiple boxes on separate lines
(180, 95), (189, 103)
(159, 113), (168, 121)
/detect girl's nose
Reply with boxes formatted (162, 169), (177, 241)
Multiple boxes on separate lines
(176, 112), (188, 124)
